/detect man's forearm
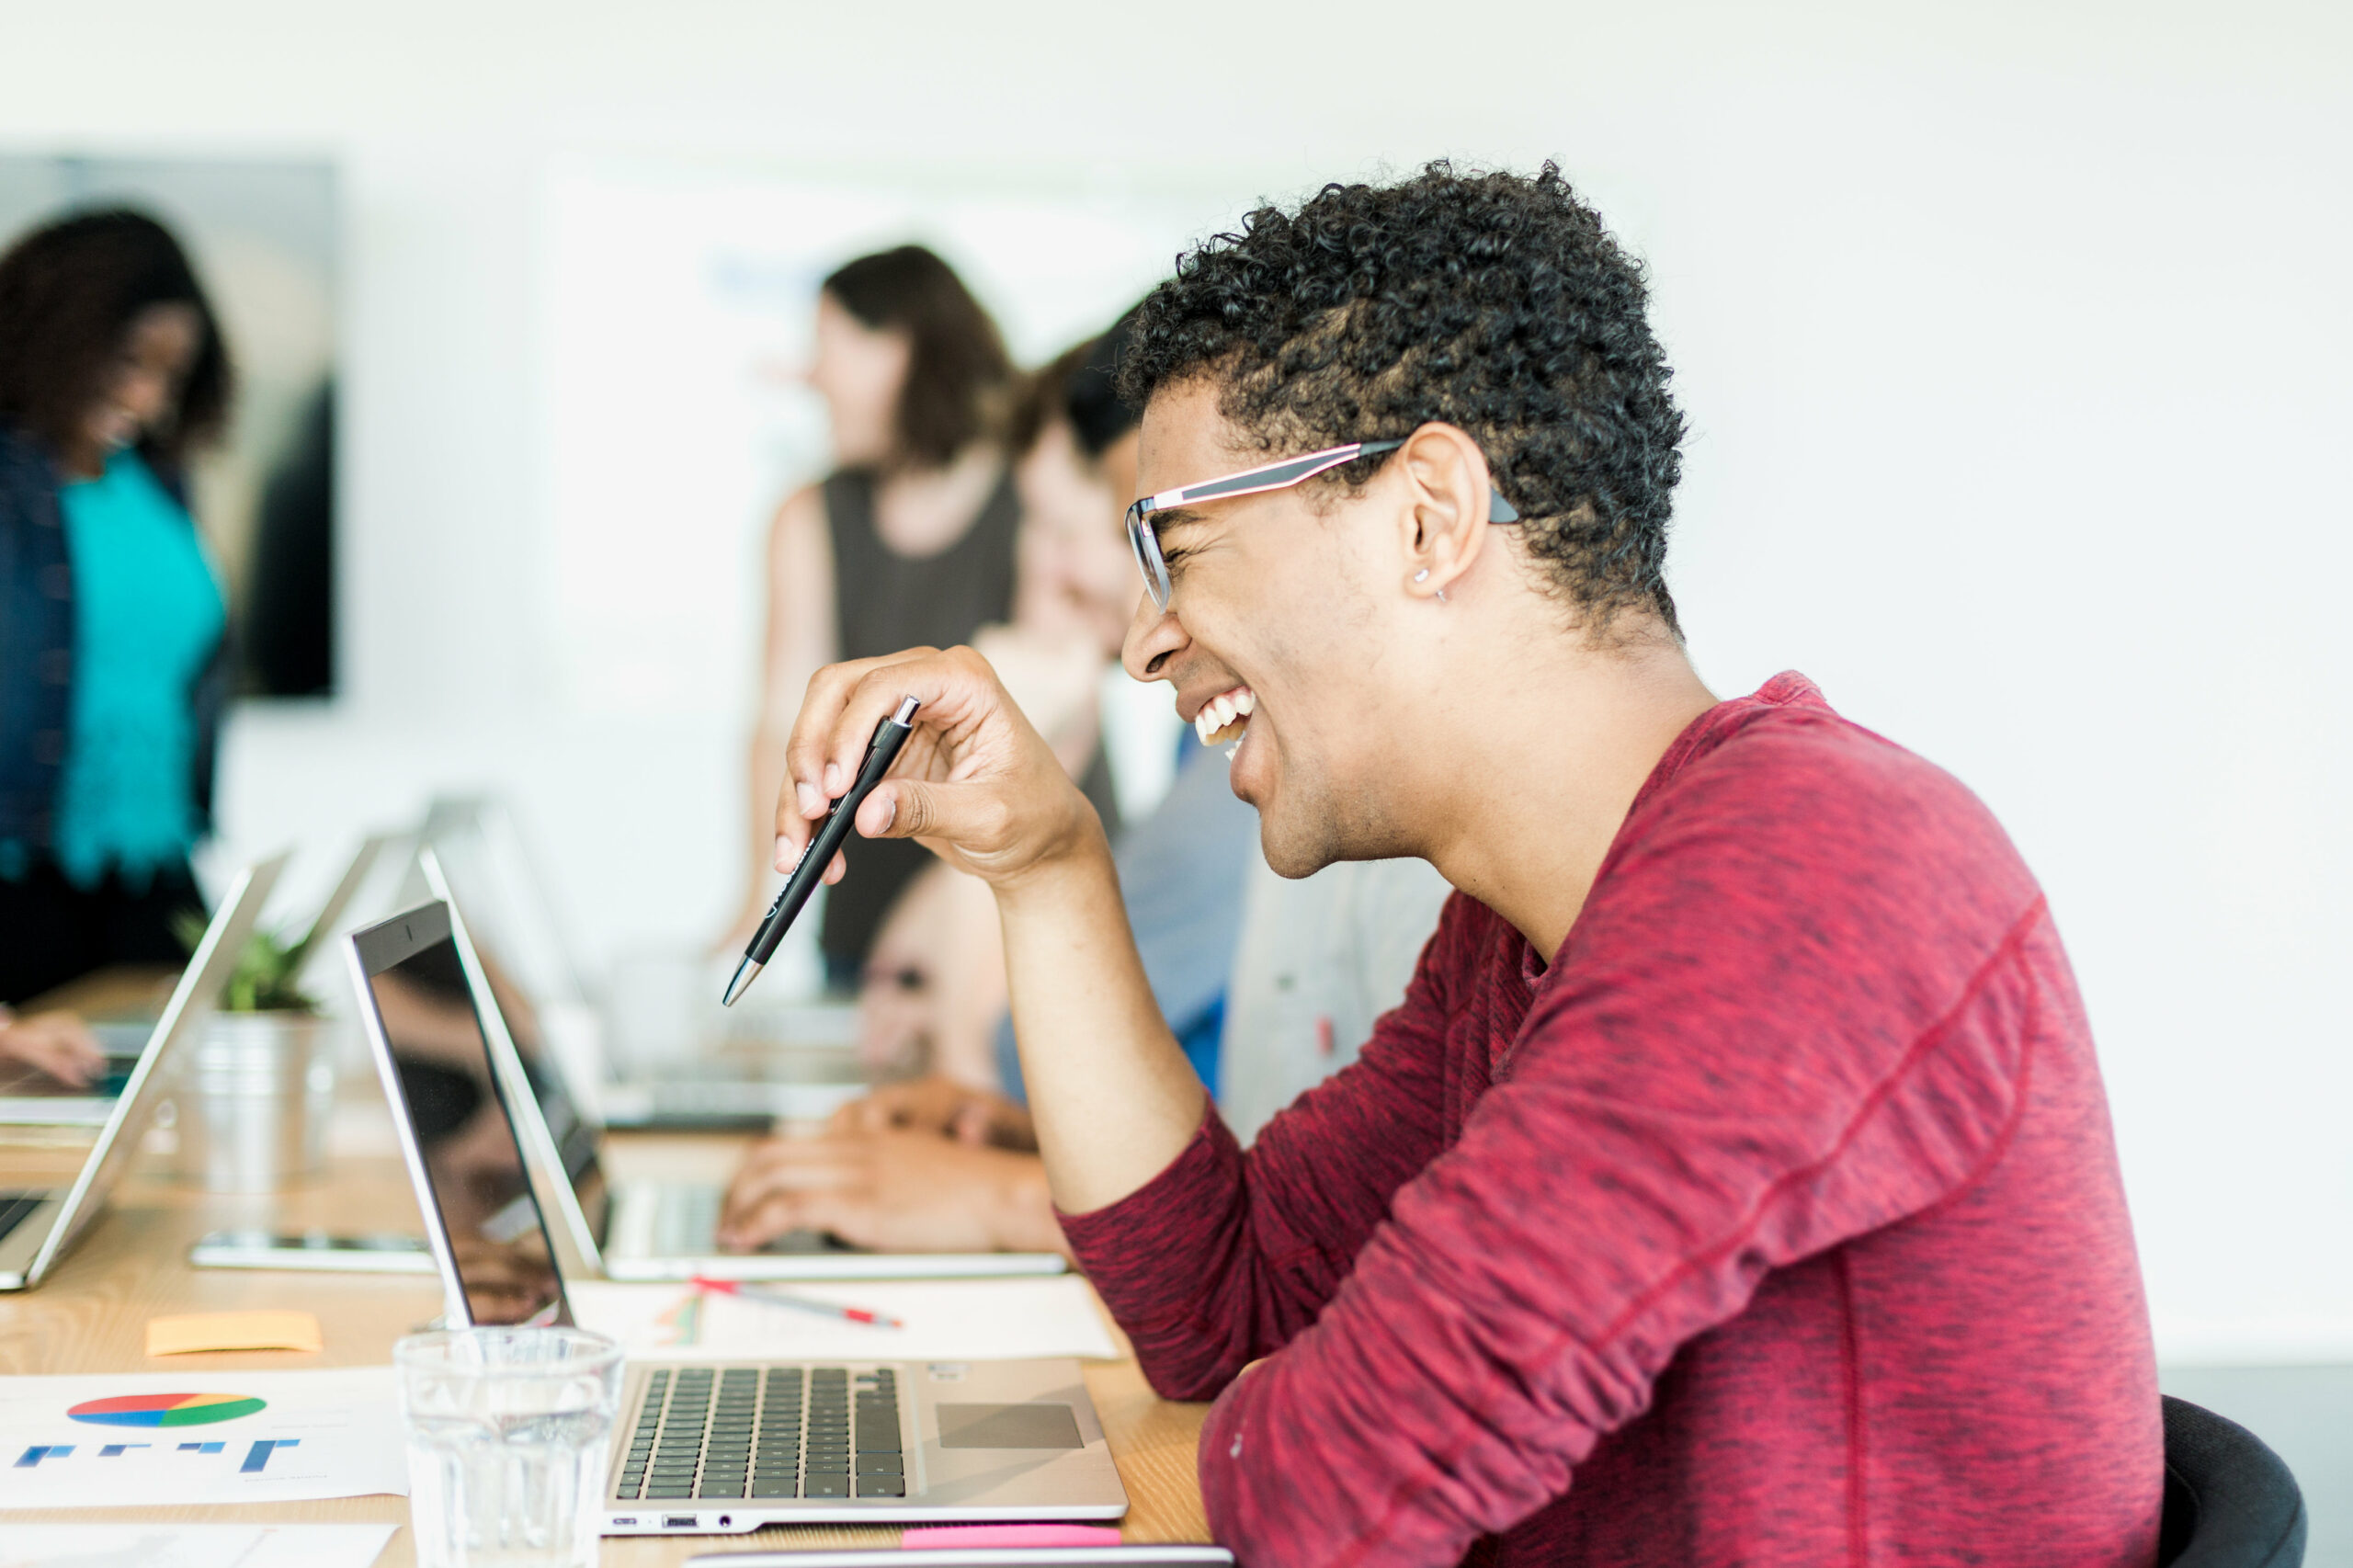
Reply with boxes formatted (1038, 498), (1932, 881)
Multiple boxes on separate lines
(995, 839), (1208, 1214)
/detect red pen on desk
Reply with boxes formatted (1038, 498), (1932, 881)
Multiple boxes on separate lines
(689, 1276), (904, 1329)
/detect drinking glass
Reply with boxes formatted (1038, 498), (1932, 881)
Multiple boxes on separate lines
(396, 1327), (624, 1568)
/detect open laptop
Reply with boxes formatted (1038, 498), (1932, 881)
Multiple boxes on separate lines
(0, 852), (289, 1290)
(0, 835), (388, 1125)
(414, 796), (862, 1131)
(346, 899), (1127, 1536)
(421, 850), (1064, 1282)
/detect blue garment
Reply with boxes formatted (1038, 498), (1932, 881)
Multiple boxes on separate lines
(51, 450), (224, 890)
(1176, 993), (1225, 1101)
(0, 426), (229, 867)
(995, 742), (1258, 1105)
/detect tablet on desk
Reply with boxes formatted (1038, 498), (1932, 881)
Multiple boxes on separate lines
(189, 1229), (437, 1273)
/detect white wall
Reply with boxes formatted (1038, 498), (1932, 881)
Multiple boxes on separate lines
(4, 0), (2347, 1362)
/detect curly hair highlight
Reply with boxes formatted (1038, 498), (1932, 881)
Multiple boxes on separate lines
(1119, 162), (1686, 636)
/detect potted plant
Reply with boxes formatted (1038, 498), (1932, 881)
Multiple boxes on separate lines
(168, 915), (337, 1192)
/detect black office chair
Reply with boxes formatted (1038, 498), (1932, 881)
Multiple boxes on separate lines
(2158, 1394), (2306, 1567)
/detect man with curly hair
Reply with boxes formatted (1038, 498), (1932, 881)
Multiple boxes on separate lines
(765, 163), (2161, 1566)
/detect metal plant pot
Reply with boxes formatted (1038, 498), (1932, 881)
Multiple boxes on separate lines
(171, 1011), (336, 1193)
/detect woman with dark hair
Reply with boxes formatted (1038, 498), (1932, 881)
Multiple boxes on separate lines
(0, 208), (233, 1058)
(730, 244), (1020, 982)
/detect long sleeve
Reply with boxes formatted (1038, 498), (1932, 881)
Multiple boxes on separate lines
(1067, 682), (2156, 1568)
(1188, 721), (2056, 1566)
(1061, 893), (1481, 1399)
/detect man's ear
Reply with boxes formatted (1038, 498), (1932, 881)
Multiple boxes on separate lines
(1394, 423), (1495, 603)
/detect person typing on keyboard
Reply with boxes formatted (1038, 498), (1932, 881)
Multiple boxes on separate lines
(751, 165), (2162, 1568)
(0, 1005), (106, 1086)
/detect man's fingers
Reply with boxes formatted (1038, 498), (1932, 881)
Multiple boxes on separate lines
(832, 1090), (911, 1134)
(717, 1183), (860, 1251)
(802, 652), (947, 807)
(771, 648), (961, 870)
(858, 778), (995, 849)
(952, 1104), (993, 1145)
(774, 653), (924, 857)
(716, 1196), (802, 1252)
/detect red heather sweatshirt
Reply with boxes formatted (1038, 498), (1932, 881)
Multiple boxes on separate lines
(1061, 673), (2161, 1568)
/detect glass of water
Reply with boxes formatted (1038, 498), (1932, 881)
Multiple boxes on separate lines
(396, 1327), (624, 1568)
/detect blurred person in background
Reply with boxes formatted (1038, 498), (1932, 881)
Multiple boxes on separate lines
(848, 331), (1134, 1086)
(716, 319), (1449, 1256)
(730, 245), (1019, 986)
(0, 209), (233, 1083)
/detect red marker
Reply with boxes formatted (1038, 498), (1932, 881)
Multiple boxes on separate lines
(689, 1276), (905, 1329)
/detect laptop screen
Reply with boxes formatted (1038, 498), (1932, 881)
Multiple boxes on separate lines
(363, 924), (569, 1327)
(418, 838), (612, 1250)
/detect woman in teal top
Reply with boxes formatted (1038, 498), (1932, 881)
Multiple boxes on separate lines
(0, 208), (234, 1066)
(54, 446), (227, 884)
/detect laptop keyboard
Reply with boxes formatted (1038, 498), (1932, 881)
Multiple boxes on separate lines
(0, 1193), (41, 1245)
(648, 1184), (721, 1254)
(618, 1365), (905, 1502)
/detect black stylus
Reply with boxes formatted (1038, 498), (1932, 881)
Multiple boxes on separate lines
(723, 695), (920, 1006)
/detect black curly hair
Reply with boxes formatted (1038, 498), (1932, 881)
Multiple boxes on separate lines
(0, 207), (232, 472)
(1119, 162), (1685, 636)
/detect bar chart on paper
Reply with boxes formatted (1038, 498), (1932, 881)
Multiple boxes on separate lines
(0, 1368), (405, 1506)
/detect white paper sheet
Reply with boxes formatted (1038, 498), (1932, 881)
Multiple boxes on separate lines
(0, 1368), (405, 1509)
(568, 1276), (1121, 1363)
(0, 1523), (395, 1568)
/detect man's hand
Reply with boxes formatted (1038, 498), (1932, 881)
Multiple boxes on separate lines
(831, 1074), (1038, 1151)
(0, 1007), (105, 1087)
(772, 645), (1107, 895)
(773, 642), (1202, 1219)
(715, 1128), (1065, 1258)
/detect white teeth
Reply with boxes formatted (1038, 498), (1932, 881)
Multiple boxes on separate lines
(1192, 687), (1256, 747)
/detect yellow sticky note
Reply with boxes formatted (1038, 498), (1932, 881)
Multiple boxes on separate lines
(145, 1310), (324, 1357)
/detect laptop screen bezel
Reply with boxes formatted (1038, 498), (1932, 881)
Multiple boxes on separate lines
(417, 848), (613, 1267)
(28, 851), (289, 1284)
(346, 899), (575, 1330)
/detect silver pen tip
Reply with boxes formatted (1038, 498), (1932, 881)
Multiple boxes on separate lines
(722, 956), (761, 1007)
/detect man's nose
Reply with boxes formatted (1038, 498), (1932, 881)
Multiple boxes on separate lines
(1122, 589), (1185, 681)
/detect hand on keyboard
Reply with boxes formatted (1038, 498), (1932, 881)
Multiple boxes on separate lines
(0, 1006), (105, 1087)
(716, 1127), (1067, 1258)
(830, 1073), (1037, 1150)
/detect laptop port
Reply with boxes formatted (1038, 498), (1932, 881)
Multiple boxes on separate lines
(665, 1516), (696, 1528)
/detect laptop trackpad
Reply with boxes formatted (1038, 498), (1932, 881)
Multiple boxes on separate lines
(936, 1403), (1083, 1449)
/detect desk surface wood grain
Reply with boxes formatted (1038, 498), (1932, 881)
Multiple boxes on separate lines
(0, 1092), (1209, 1564)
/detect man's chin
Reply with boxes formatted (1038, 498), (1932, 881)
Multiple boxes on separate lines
(1256, 810), (1343, 882)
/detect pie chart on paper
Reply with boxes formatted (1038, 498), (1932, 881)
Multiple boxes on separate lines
(67, 1392), (267, 1427)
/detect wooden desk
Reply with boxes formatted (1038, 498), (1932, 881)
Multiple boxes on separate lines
(0, 1099), (1210, 1563)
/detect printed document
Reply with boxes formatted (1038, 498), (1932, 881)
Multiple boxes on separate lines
(0, 1367), (404, 1508)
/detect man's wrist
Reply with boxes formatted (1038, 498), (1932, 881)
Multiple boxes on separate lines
(990, 814), (1118, 916)
(989, 1154), (1070, 1257)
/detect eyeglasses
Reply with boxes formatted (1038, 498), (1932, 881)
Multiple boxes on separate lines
(1123, 438), (1521, 610)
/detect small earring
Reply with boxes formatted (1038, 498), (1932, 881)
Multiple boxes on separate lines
(1413, 569), (1429, 583)
(1436, 587), (1447, 604)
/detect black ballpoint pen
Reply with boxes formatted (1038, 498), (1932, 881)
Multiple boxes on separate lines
(723, 695), (920, 1006)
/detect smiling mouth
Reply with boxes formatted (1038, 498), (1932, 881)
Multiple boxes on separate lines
(1192, 685), (1255, 748)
